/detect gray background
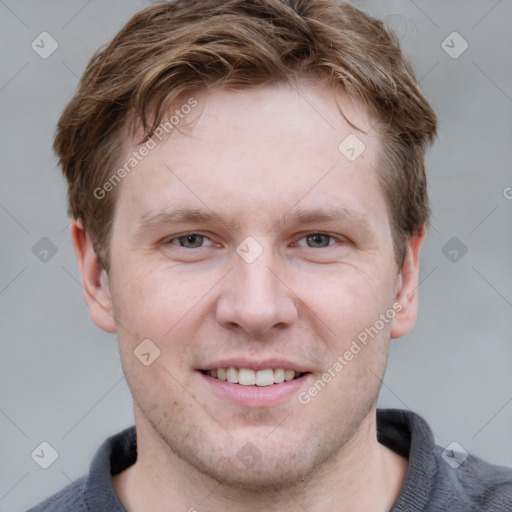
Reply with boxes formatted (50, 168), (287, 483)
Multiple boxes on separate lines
(1, 0), (511, 510)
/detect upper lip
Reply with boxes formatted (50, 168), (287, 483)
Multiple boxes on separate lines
(197, 358), (313, 373)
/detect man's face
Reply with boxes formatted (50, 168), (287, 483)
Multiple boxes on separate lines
(89, 81), (416, 488)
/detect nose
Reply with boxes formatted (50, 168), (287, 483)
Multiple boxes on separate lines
(215, 251), (298, 337)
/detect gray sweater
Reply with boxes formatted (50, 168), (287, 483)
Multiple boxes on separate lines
(27, 409), (512, 511)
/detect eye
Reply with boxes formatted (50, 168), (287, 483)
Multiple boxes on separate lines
(167, 233), (212, 249)
(296, 233), (337, 248)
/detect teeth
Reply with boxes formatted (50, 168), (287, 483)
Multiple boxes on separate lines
(238, 368), (256, 385)
(226, 367), (238, 384)
(206, 367), (303, 386)
(255, 369), (274, 386)
(284, 370), (295, 381)
(274, 368), (285, 383)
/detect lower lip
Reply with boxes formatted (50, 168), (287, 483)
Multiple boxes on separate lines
(199, 372), (311, 407)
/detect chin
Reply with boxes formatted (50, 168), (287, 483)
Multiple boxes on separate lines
(154, 418), (346, 492)
(185, 447), (318, 492)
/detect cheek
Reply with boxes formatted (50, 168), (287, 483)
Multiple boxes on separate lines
(109, 259), (226, 382)
(111, 260), (211, 336)
(294, 261), (396, 344)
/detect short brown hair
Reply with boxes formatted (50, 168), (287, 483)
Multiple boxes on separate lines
(54, 0), (437, 269)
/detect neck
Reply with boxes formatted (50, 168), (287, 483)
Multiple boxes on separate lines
(113, 408), (408, 512)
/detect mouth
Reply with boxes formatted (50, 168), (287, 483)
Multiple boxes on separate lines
(199, 367), (310, 386)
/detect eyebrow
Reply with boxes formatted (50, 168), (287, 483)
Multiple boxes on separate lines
(135, 205), (373, 235)
(137, 206), (237, 232)
(275, 208), (371, 230)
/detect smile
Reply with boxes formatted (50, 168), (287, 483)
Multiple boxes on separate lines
(200, 367), (308, 386)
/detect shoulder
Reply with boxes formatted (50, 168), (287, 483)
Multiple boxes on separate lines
(26, 425), (136, 512)
(434, 446), (512, 511)
(25, 476), (88, 511)
(377, 409), (512, 511)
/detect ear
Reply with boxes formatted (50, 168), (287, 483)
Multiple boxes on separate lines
(390, 226), (426, 339)
(70, 220), (117, 333)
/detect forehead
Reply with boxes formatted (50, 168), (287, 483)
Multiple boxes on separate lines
(115, 80), (386, 231)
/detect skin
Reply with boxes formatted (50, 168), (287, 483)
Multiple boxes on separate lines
(72, 79), (424, 512)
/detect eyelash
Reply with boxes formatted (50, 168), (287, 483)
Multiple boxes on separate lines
(165, 232), (342, 249)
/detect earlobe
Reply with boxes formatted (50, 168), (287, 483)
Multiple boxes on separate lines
(70, 220), (117, 333)
(390, 226), (426, 339)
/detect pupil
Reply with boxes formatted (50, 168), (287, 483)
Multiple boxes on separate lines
(308, 234), (328, 247)
(182, 235), (202, 248)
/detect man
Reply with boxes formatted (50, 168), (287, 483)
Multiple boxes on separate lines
(29, 0), (512, 511)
